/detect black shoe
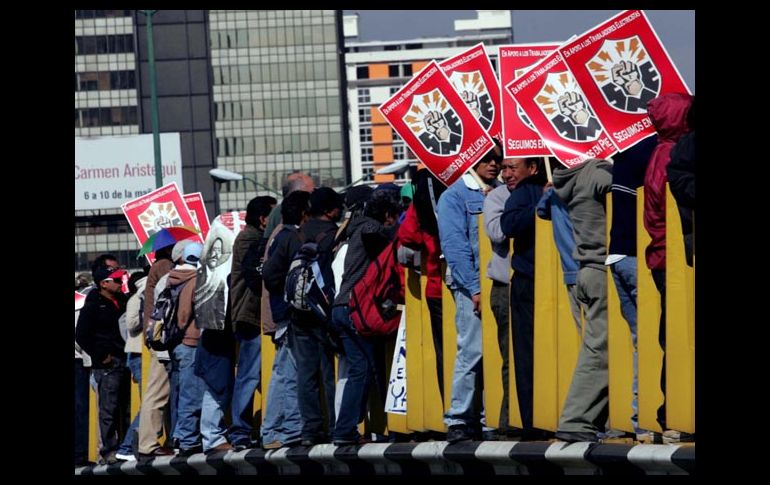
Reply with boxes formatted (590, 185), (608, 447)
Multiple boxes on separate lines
(446, 425), (472, 444)
(300, 434), (329, 446)
(177, 445), (202, 457)
(481, 430), (499, 441)
(554, 431), (598, 443)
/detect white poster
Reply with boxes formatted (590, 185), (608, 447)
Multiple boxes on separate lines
(385, 312), (407, 415)
(75, 133), (183, 211)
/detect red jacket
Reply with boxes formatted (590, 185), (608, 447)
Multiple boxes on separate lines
(397, 205), (443, 298)
(643, 93), (693, 270)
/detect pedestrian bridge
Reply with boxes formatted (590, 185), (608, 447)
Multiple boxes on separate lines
(75, 440), (694, 475)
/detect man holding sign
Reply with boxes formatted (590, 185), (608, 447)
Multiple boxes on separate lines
(437, 142), (502, 443)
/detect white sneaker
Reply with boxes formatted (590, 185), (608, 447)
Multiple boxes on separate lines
(115, 453), (136, 462)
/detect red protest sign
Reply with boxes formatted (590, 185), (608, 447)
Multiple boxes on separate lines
(121, 182), (203, 264)
(379, 61), (494, 186)
(559, 10), (690, 150)
(183, 192), (211, 240)
(498, 44), (558, 157)
(439, 43), (503, 142)
(506, 50), (617, 168)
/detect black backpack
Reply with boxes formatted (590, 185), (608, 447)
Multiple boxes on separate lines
(284, 229), (331, 321)
(146, 279), (193, 351)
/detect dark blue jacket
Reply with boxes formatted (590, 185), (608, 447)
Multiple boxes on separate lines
(609, 135), (657, 256)
(501, 171), (547, 279)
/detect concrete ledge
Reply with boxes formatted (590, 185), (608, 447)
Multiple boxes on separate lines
(74, 441), (694, 476)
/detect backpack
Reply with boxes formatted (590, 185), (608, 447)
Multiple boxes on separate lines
(349, 238), (405, 337)
(284, 229), (331, 321)
(146, 279), (193, 351)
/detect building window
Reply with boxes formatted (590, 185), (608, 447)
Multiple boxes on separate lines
(362, 166), (375, 178)
(389, 86), (399, 96)
(358, 107), (370, 123)
(393, 144), (405, 160)
(361, 147), (373, 162)
(403, 64), (413, 76)
(359, 127), (372, 143)
(358, 88), (370, 104)
(357, 65), (369, 79)
(388, 64), (399, 77)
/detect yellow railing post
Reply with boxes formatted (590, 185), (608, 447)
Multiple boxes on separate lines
(606, 195), (636, 433)
(664, 185), (695, 433)
(637, 187), (664, 432)
(478, 216), (504, 431)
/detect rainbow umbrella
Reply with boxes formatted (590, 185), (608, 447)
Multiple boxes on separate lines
(137, 225), (200, 257)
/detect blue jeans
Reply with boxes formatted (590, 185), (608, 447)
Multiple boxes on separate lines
(291, 321), (336, 441)
(445, 288), (486, 428)
(229, 324), (262, 446)
(610, 256), (644, 433)
(172, 344), (205, 449)
(92, 355), (130, 457)
(117, 353), (142, 455)
(261, 326), (301, 444)
(74, 359), (90, 464)
(330, 306), (375, 441)
(196, 329), (234, 452)
(165, 357), (179, 441)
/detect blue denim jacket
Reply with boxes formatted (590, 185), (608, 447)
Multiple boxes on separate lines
(438, 174), (494, 296)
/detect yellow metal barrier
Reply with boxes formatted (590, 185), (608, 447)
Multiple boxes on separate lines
(260, 332), (275, 424)
(478, 217), (504, 430)
(420, 260), (446, 432)
(637, 187), (664, 432)
(89, 378), (98, 462)
(405, 267), (426, 432)
(532, 216), (560, 431)
(441, 264), (457, 413)
(606, 195), (636, 433)
(664, 186), (695, 433)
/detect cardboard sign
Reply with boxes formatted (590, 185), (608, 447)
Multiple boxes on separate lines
(121, 182), (202, 264)
(559, 10), (691, 150)
(498, 44), (558, 157)
(75, 291), (86, 312)
(194, 211), (246, 331)
(183, 192), (211, 240)
(507, 50), (617, 168)
(440, 43), (503, 141)
(379, 61), (495, 186)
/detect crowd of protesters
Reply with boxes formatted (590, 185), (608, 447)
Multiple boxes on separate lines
(74, 94), (695, 466)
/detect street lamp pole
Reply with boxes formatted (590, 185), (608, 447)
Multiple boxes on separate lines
(209, 168), (282, 197)
(140, 9), (163, 189)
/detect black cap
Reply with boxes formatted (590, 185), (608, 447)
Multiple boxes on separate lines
(309, 187), (344, 214)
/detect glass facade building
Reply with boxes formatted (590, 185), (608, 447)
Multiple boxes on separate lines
(75, 10), (348, 273)
(210, 10), (348, 211)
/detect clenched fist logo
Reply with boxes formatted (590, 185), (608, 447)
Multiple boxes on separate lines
(611, 61), (643, 97)
(424, 111), (450, 141)
(558, 92), (591, 126)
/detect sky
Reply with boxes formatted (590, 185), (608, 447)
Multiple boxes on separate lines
(343, 10), (695, 92)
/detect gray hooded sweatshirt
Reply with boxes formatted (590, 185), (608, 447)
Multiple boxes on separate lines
(552, 158), (613, 270)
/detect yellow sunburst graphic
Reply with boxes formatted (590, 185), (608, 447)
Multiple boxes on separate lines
(535, 71), (581, 116)
(586, 35), (660, 113)
(403, 89), (450, 135)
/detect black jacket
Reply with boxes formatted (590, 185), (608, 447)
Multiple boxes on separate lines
(501, 171), (547, 279)
(75, 290), (127, 368)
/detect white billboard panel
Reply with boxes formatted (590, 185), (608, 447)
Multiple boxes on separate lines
(75, 133), (183, 211)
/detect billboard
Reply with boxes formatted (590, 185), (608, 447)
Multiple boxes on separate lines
(75, 133), (183, 211)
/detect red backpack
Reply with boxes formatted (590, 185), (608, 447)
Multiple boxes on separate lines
(349, 238), (405, 337)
